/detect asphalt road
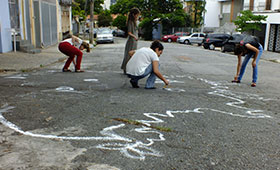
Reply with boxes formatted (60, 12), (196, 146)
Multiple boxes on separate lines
(0, 38), (280, 170)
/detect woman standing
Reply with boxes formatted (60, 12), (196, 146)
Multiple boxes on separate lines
(58, 35), (90, 72)
(121, 7), (141, 74)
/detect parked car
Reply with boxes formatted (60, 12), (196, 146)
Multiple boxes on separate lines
(203, 33), (231, 50)
(96, 29), (114, 44)
(221, 34), (245, 52)
(161, 32), (189, 43)
(112, 29), (126, 37)
(177, 33), (205, 45)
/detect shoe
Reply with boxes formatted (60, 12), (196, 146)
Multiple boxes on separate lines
(251, 82), (256, 87)
(145, 87), (156, 89)
(75, 70), (85, 73)
(62, 69), (71, 72)
(231, 80), (240, 83)
(130, 80), (139, 88)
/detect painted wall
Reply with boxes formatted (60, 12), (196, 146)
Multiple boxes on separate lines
(204, 0), (220, 28)
(0, 0), (12, 53)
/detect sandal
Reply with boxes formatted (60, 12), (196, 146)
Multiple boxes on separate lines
(75, 70), (85, 73)
(251, 82), (256, 87)
(62, 69), (72, 72)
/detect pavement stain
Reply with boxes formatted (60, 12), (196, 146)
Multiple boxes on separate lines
(113, 118), (173, 132)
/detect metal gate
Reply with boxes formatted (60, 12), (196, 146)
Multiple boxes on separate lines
(268, 24), (280, 53)
(25, 0), (31, 43)
(41, 1), (57, 46)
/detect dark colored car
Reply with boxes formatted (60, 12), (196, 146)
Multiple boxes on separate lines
(203, 33), (231, 50)
(221, 34), (245, 53)
(113, 29), (126, 37)
(161, 32), (189, 43)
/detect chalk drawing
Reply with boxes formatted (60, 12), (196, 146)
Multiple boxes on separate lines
(0, 104), (131, 142)
(0, 75), (274, 160)
(5, 74), (28, 79)
(84, 79), (99, 82)
(55, 86), (75, 92)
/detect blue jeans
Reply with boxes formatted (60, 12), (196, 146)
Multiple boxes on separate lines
(128, 64), (158, 88)
(238, 44), (263, 83)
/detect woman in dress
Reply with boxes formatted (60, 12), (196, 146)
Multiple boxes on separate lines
(121, 7), (141, 74)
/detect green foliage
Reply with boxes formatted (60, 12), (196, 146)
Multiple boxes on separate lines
(112, 15), (127, 32)
(110, 0), (188, 40)
(97, 10), (113, 27)
(188, 0), (206, 28)
(233, 10), (267, 33)
(139, 17), (154, 40)
(72, 0), (105, 19)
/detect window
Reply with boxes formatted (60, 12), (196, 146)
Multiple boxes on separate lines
(200, 34), (205, 37)
(266, 0), (271, 10)
(192, 34), (198, 37)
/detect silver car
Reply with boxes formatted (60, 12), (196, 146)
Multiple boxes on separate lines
(96, 29), (114, 44)
(177, 33), (205, 45)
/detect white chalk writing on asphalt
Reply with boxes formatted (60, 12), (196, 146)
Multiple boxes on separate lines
(0, 75), (273, 160)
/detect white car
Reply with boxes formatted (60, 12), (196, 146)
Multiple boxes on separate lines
(96, 29), (114, 44)
(177, 33), (205, 45)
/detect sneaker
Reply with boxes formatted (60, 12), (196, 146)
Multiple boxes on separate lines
(130, 80), (139, 88)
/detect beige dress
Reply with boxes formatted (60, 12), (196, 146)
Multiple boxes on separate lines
(121, 20), (138, 72)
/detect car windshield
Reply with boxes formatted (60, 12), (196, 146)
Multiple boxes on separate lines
(99, 30), (111, 34)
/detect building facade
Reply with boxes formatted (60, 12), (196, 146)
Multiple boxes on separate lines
(0, 0), (72, 53)
(244, 0), (280, 52)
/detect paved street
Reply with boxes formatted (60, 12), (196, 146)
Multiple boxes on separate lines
(0, 38), (280, 169)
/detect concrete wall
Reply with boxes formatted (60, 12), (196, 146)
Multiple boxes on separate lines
(0, 0), (12, 53)
(204, 0), (220, 28)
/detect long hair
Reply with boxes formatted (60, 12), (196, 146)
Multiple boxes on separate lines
(81, 42), (90, 52)
(127, 7), (140, 25)
(234, 44), (246, 55)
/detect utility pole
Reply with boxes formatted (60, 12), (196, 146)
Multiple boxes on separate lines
(89, 0), (94, 44)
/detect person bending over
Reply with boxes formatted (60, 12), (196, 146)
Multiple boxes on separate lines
(232, 35), (263, 87)
(58, 35), (90, 72)
(126, 40), (169, 89)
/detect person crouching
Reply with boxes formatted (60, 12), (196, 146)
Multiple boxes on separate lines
(126, 40), (169, 89)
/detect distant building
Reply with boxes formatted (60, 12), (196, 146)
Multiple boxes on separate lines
(244, 0), (280, 52)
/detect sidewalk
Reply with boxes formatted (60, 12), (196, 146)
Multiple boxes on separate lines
(0, 44), (279, 76)
(0, 44), (66, 75)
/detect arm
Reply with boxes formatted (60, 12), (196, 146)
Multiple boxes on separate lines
(245, 43), (259, 67)
(71, 35), (82, 46)
(128, 32), (138, 41)
(234, 55), (242, 80)
(152, 61), (169, 85)
(128, 50), (136, 57)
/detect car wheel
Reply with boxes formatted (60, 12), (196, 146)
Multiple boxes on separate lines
(209, 44), (215, 50)
(203, 44), (209, 49)
(184, 40), (190, 45)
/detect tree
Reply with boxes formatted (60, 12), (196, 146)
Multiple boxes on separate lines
(188, 0), (206, 28)
(72, 0), (105, 19)
(110, 0), (189, 40)
(233, 10), (267, 33)
(112, 15), (127, 32)
(97, 10), (113, 27)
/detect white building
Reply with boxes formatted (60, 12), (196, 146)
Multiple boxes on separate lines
(244, 0), (280, 52)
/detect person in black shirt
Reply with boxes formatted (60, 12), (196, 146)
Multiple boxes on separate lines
(232, 35), (263, 87)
